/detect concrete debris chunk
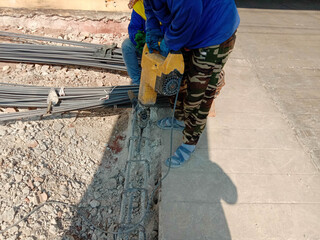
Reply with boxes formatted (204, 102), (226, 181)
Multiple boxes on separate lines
(37, 191), (48, 203)
(2, 207), (15, 222)
(90, 199), (100, 208)
(2, 66), (10, 71)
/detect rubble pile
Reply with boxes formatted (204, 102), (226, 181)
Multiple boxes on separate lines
(0, 12), (161, 240)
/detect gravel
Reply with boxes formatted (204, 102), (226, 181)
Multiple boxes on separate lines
(0, 10), (161, 240)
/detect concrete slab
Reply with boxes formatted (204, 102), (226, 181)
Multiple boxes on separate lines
(222, 203), (320, 240)
(178, 149), (317, 175)
(288, 113), (320, 129)
(214, 97), (280, 114)
(209, 112), (290, 130)
(160, 202), (320, 240)
(200, 128), (301, 150)
(162, 170), (320, 203)
(159, 3), (320, 240)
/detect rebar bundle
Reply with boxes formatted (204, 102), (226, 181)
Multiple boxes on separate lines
(0, 83), (169, 122)
(0, 31), (127, 71)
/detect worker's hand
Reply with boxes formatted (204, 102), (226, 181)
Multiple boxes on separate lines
(159, 39), (170, 57)
(146, 29), (162, 53)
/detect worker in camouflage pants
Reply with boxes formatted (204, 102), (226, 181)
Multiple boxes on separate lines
(172, 33), (236, 145)
(144, 0), (240, 167)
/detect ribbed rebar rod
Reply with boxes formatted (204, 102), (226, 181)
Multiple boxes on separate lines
(0, 31), (103, 48)
(0, 32), (126, 71)
(0, 56), (127, 70)
(0, 84), (169, 121)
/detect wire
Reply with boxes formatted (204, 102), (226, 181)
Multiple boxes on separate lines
(0, 79), (182, 237)
(0, 201), (76, 234)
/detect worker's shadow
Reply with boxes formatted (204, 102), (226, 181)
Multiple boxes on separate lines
(159, 115), (238, 240)
(60, 110), (130, 240)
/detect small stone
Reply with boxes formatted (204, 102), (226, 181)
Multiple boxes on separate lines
(16, 63), (23, 70)
(39, 142), (48, 151)
(151, 230), (158, 239)
(22, 226), (32, 236)
(37, 191), (48, 203)
(4, 183), (11, 191)
(34, 181), (41, 187)
(118, 175), (124, 184)
(57, 211), (63, 218)
(0, 127), (6, 136)
(7, 226), (18, 234)
(22, 186), (30, 195)
(90, 208), (97, 217)
(53, 66), (62, 71)
(132, 202), (139, 209)
(107, 178), (117, 189)
(41, 65), (49, 75)
(49, 224), (58, 234)
(59, 185), (69, 198)
(53, 122), (64, 132)
(50, 218), (57, 225)
(14, 174), (23, 182)
(2, 66), (10, 71)
(93, 191), (101, 199)
(90, 200), (100, 208)
(34, 177), (44, 182)
(21, 160), (29, 166)
(5, 108), (18, 113)
(66, 128), (76, 137)
(96, 79), (104, 86)
(2, 207), (15, 222)
(64, 235), (75, 240)
(39, 167), (51, 176)
(91, 232), (99, 240)
(29, 195), (38, 205)
(25, 237), (36, 240)
(54, 148), (62, 155)
(0, 173), (9, 179)
(27, 180), (34, 190)
(6, 236), (17, 240)
(27, 140), (38, 148)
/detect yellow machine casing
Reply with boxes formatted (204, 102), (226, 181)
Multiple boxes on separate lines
(138, 45), (184, 106)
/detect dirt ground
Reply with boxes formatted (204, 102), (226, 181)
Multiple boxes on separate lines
(0, 9), (161, 240)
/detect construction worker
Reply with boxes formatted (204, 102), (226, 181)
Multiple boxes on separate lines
(121, 0), (147, 85)
(144, 0), (240, 168)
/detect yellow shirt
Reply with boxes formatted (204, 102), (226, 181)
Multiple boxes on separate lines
(133, 0), (146, 20)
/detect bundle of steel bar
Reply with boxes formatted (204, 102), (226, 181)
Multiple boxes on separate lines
(0, 31), (127, 71)
(0, 83), (169, 122)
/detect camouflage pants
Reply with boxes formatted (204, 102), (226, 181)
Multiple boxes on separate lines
(171, 32), (236, 145)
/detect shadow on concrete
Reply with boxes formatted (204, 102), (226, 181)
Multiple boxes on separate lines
(235, 0), (320, 10)
(157, 108), (238, 239)
(192, 156), (238, 240)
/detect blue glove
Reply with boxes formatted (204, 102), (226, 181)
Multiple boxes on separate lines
(160, 39), (170, 57)
(146, 29), (163, 53)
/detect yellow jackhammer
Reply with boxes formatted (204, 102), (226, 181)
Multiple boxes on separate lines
(128, 45), (184, 128)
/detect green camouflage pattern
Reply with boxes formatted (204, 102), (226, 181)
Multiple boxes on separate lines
(170, 32), (236, 145)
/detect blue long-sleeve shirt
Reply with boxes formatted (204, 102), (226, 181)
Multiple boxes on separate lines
(144, 0), (240, 51)
(128, 10), (146, 45)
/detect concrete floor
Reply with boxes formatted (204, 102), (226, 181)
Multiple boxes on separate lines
(159, 2), (320, 240)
